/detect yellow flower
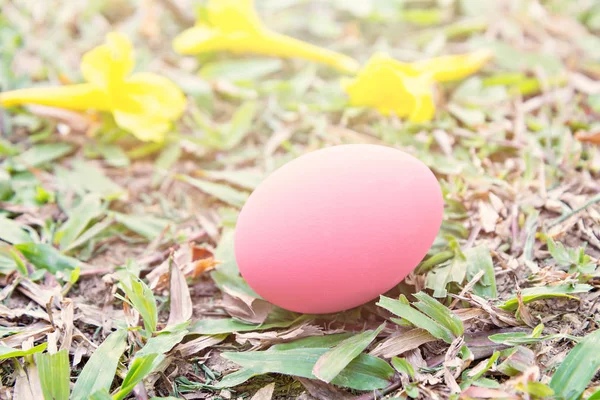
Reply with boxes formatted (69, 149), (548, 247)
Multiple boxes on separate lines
(0, 33), (186, 142)
(342, 50), (492, 122)
(172, 0), (359, 74)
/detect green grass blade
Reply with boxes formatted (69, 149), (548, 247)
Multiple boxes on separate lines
(0, 343), (47, 360)
(113, 353), (165, 400)
(120, 274), (158, 333)
(221, 348), (394, 391)
(413, 292), (464, 337)
(36, 349), (70, 400)
(499, 284), (592, 311)
(377, 295), (454, 343)
(0, 215), (32, 244)
(54, 194), (103, 250)
(313, 323), (384, 383)
(15, 243), (81, 274)
(71, 329), (128, 400)
(550, 329), (600, 400)
(176, 175), (249, 208)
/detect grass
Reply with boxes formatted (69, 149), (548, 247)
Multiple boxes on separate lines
(1, 0), (600, 399)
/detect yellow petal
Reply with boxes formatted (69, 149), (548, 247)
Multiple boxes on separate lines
(81, 32), (135, 90)
(411, 49), (493, 83)
(123, 72), (186, 120)
(113, 110), (172, 142)
(0, 84), (111, 111)
(206, 0), (262, 33)
(173, 0), (359, 73)
(172, 25), (225, 55)
(111, 72), (186, 142)
(255, 32), (359, 74)
(342, 54), (435, 121)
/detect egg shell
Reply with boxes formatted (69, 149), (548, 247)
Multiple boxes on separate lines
(234, 144), (443, 314)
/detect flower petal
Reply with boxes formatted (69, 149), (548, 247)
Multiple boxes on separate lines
(113, 110), (172, 142)
(124, 72), (187, 120)
(411, 50), (493, 83)
(0, 84), (111, 111)
(206, 0), (262, 33)
(80, 32), (135, 90)
(172, 25), (226, 55)
(343, 54), (435, 120)
(173, 0), (359, 73)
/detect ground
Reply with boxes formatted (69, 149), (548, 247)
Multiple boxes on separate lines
(1, 0), (600, 399)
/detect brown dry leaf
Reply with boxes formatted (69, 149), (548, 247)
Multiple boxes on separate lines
(17, 279), (60, 308)
(14, 338), (44, 400)
(479, 201), (500, 233)
(575, 130), (600, 145)
(297, 377), (353, 400)
(174, 334), (228, 357)
(59, 299), (74, 351)
(369, 328), (436, 358)
(167, 256), (193, 326)
(221, 286), (273, 324)
(1, 323), (53, 348)
(147, 244), (217, 291)
(250, 382), (276, 400)
(515, 292), (537, 328)
(235, 323), (324, 348)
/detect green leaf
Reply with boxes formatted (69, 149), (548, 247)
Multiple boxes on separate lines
(391, 357), (415, 379)
(54, 195), (103, 250)
(550, 329), (600, 400)
(113, 353), (165, 400)
(71, 329), (128, 400)
(198, 169), (264, 190)
(588, 389), (600, 400)
(152, 143), (181, 187)
(36, 349), (70, 400)
(412, 292), (464, 337)
(189, 317), (302, 335)
(0, 342), (47, 360)
(448, 104), (485, 126)
(313, 324), (384, 383)
(113, 212), (171, 241)
(464, 246), (497, 298)
(496, 346), (535, 376)
(377, 295), (454, 343)
(136, 328), (189, 358)
(15, 243), (80, 274)
(89, 390), (112, 400)
(221, 348), (394, 390)
(95, 143), (130, 168)
(223, 101), (258, 149)
(499, 284), (592, 311)
(55, 160), (124, 199)
(177, 175), (248, 208)
(424, 257), (467, 298)
(271, 333), (354, 351)
(0, 215), (32, 244)
(13, 143), (73, 171)
(200, 59), (282, 82)
(120, 275), (158, 333)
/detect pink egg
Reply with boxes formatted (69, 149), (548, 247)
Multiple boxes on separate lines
(234, 144), (444, 314)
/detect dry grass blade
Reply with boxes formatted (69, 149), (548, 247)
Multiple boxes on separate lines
(250, 382), (276, 400)
(297, 377), (353, 400)
(369, 328), (437, 358)
(221, 286), (273, 324)
(173, 334), (228, 357)
(166, 255), (193, 326)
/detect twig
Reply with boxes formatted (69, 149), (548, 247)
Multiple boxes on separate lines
(157, 0), (194, 27)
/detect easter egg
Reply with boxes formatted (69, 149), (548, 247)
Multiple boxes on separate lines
(234, 144), (443, 314)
